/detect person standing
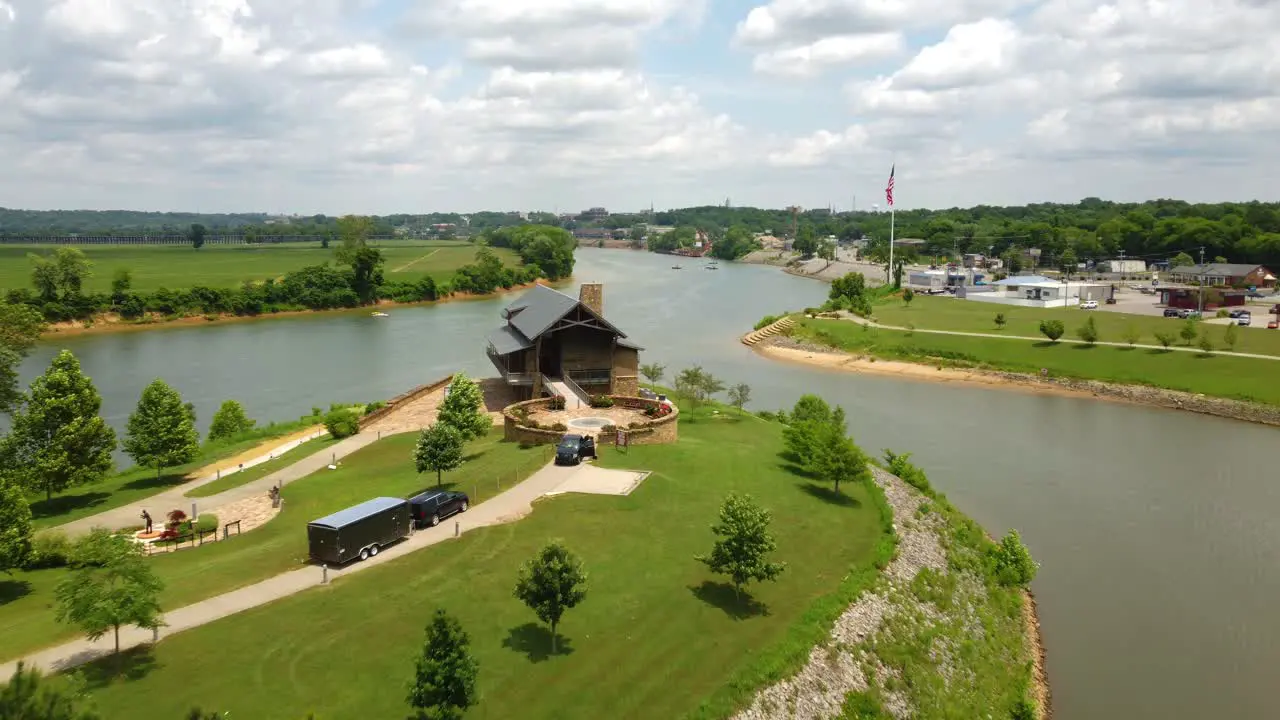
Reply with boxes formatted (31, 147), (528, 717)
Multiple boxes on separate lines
(141, 509), (153, 533)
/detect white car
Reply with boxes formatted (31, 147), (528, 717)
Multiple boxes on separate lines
(1080, 300), (1098, 309)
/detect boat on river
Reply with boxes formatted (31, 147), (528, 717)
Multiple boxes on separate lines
(371, 311), (389, 317)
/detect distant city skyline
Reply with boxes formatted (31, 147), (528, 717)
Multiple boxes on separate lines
(2, 1), (1276, 213)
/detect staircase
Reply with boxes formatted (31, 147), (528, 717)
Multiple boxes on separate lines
(545, 377), (591, 409)
(741, 316), (796, 346)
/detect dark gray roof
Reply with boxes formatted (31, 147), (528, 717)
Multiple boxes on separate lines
(617, 337), (644, 351)
(1171, 263), (1266, 277)
(309, 497), (406, 529)
(487, 324), (532, 355)
(505, 284), (581, 340)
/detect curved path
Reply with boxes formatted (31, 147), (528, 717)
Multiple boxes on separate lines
(832, 312), (1280, 361)
(1, 461), (648, 678)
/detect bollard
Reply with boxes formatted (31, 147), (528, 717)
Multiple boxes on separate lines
(153, 627), (159, 644)
(191, 502), (197, 522)
(216, 469), (220, 480)
(332, 452), (336, 464)
(378, 431), (381, 440)
(322, 564), (329, 585)
(455, 520), (460, 538)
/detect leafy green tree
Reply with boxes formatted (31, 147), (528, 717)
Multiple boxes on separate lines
(55, 529), (164, 655)
(1076, 316), (1099, 345)
(994, 313), (1007, 330)
(407, 609), (480, 720)
(1122, 324), (1141, 347)
(1038, 319), (1065, 343)
(55, 248), (91, 296)
(1179, 319), (1199, 346)
(0, 302), (46, 414)
(629, 224), (647, 249)
(1197, 330), (1214, 354)
(1001, 248), (1024, 274)
(0, 663), (101, 720)
(696, 494), (785, 600)
(674, 365), (724, 405)
(782, 394), (847, 465)
(809, 423), (868, 493)
(1058, 249), (1078, 278)
(334, 214), (374, 265)
(639, 362), (665, 387)
(123, 379), (199, 479)
(902, 288), (914, 307)
(437, 373), (490, 441)
(0, 476), (33, 573)
(189, 223), (207, 249)
(6, 350), (116, 501)
(727, 383), (751, 410)
(990, 530), (1038, 587)
(513, 541), (587, 654)
(816, 239), (836, 262)
(323, 409), (360, 439)
(1170, 251), (1195, 268)
(109, 268), (132, 305)
(1223, 322), (1239, 352)
(414, 423), (465, 488)
(1153, 330), (1175, 349)
(349, 246), (385, 304)
(30, 255), (61, 301)
(828, 272), (871, 315)
(207, 400), (256, 442)
(791, 223), (818, 257)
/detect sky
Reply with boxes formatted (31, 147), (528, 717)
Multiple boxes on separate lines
(1, 0), (1277, 215)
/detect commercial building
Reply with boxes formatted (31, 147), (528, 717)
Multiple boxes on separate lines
(1158, 286), (1248, 310)
(960, 275), (1111, 308)
(1099, 259), (1148, 273)
(1169, 263), (1276, 288)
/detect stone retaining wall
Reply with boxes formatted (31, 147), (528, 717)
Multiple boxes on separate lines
(359, 374), (454, 429)
(501, 395), (680, 445)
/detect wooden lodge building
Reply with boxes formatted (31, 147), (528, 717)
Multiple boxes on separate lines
(485, 282), (642, 401)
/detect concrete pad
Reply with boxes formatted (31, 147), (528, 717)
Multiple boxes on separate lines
(545, 464), (650, 497)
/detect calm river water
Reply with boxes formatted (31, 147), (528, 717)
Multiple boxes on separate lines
(17, 248), (1280, 719)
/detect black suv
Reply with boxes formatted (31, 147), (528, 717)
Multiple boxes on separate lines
(407, 489), (469, 527)
(555, 434), (596, 465)
(1162, 307), (1181, 317)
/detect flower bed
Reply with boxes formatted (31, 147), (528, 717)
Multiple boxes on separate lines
(502, 395), (679, 445)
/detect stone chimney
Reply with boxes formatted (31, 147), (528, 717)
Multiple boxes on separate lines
(579, 282), (603, 316)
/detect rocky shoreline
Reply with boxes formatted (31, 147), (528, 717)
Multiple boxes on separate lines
(764, 334), (1280, 429)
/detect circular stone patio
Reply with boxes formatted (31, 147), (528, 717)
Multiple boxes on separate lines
(525, 404), (652, 434)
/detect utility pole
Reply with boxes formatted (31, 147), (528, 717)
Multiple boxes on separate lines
(1198, 246), (1206, 315)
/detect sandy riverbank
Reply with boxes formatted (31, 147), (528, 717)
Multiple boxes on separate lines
(38, 280), (557, 339)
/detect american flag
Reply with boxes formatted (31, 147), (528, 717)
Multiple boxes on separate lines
(885, 164), (895, 207)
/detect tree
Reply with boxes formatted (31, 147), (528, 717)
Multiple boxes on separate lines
(0, 477), (33, 574)
(513, 541), (587, 654)
(817, 239), (836, 262)
(415, 423), (464, 487)
(1179, 319), (1199, 346)
(0, 663), (101, 720)
(30, 254), (61, 301)
(990, 530), (1038, 587)
(189, 223), (207, 249)
(348, 246), (385, 304)
(782, 394), (847, 465)
(335, 214), (374, 265)
(6, 350), (116, 502)
(1223, 322), (1239, 352)
(629, 224), (647, 249)
(1213, 255), (1228, 264)
(1038, 319), (1065, 343)
(109, 268), (132, 305)
(1122, 324), (1141, 347)
(674, 365), (725, 405)
(809, 423), (868, 493)
(123, 379), (199, 479)
(696, 494), (785, 601)
(791, 224), (818, 257)
(1197, 330), (1214, 355)
(54, 529), (164, 656)
(727, 383), (751, 410)
(0, 302), (45, 414)
(207, 400), (256, 442)
(1076, 316), (1099, 345)
(323, 409), (360, 439)
(437, 373), (490, 441)
(902, 288), (915, 307)
(639, 362), (665, 388)
(407, 609), (479, 720)
(994, 313), (1007, 330)
(1170, 251), (1195, 268)
(1001, 248), (1024, 274)
(1059, 249), (1078, 278)
(1153, 330), (1175, 349)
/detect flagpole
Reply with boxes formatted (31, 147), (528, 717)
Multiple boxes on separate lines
(889, 205), (895, 286)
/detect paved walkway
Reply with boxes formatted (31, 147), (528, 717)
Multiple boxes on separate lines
(55, 387), (454, 538)
(0, 461), (641, 678)
(839, 313), (1280, 361)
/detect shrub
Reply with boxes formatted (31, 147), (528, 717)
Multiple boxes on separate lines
(550, 422), (568, 432)
(1038, 319), (1065, 342)
(166, 509), (188, 527)
(1197, 330), (1214, 354)
(1179, 319), (1199, 345)
(1223, 322), (1239, 351)
(26, 531), (73, 569)
(754, 314), (781, 330)
(1076, 316), (1099, 345)
(324, 408), (360, 438)
(600, 424), (618, 435)
(1153, 330), (1175, 349)
(1215, 308), (1229, 318)
(364, 401), (386, 414)
(1011, 697), (1037, 720)
(1122, 324), (1141, 347)
(548, 395), (566, 411)
(883, 449), (932, 495)
(590, 395), (615, 408)
(994, 313), (1007, 329)
(194, 514), (219, 534)
(990, 530), (1038, 587)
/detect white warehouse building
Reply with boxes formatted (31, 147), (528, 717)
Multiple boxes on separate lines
(1098, 259), (1148, 273)
(960, 275), (1112, 308)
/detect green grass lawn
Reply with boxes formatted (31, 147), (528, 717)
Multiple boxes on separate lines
(793, 317), (1280, 405)
(55, 409), (892, 720)
(0, 429), (548, 662)
(874, 295), (1280, 357)
(0, 241), (521, 293)
(184, 435), (339, 499)
(27, 417), (325, 530)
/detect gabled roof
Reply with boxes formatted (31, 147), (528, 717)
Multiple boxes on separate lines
(1170, 263), (1267, 277)
(494, 283), (634, 349)
(309, 497), (406, 530)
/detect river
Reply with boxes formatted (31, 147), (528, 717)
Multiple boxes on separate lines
(16, 247), (1280, 719)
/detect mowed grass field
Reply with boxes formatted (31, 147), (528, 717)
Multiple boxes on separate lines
(793, 317), (1280, 406)
(874, 295), (1280, 357)
(0, 241), (521, 293)
(63, 409), (891, 719)
(0, 429), (549, 662)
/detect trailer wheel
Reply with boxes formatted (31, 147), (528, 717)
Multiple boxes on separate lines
(359, 547), (370, 561)
(460, 502), (468, 513)
(430, 514), (440, 527)
(369, 545), (379, 557)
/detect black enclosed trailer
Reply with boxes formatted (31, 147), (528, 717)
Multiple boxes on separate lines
(307, 496), (411, 565)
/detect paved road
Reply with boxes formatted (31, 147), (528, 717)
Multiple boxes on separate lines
(843, 313), (1280, 361)
(1, 461), (588, 678)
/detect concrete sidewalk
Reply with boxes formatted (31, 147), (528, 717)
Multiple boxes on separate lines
(0, 460), (590, 678)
